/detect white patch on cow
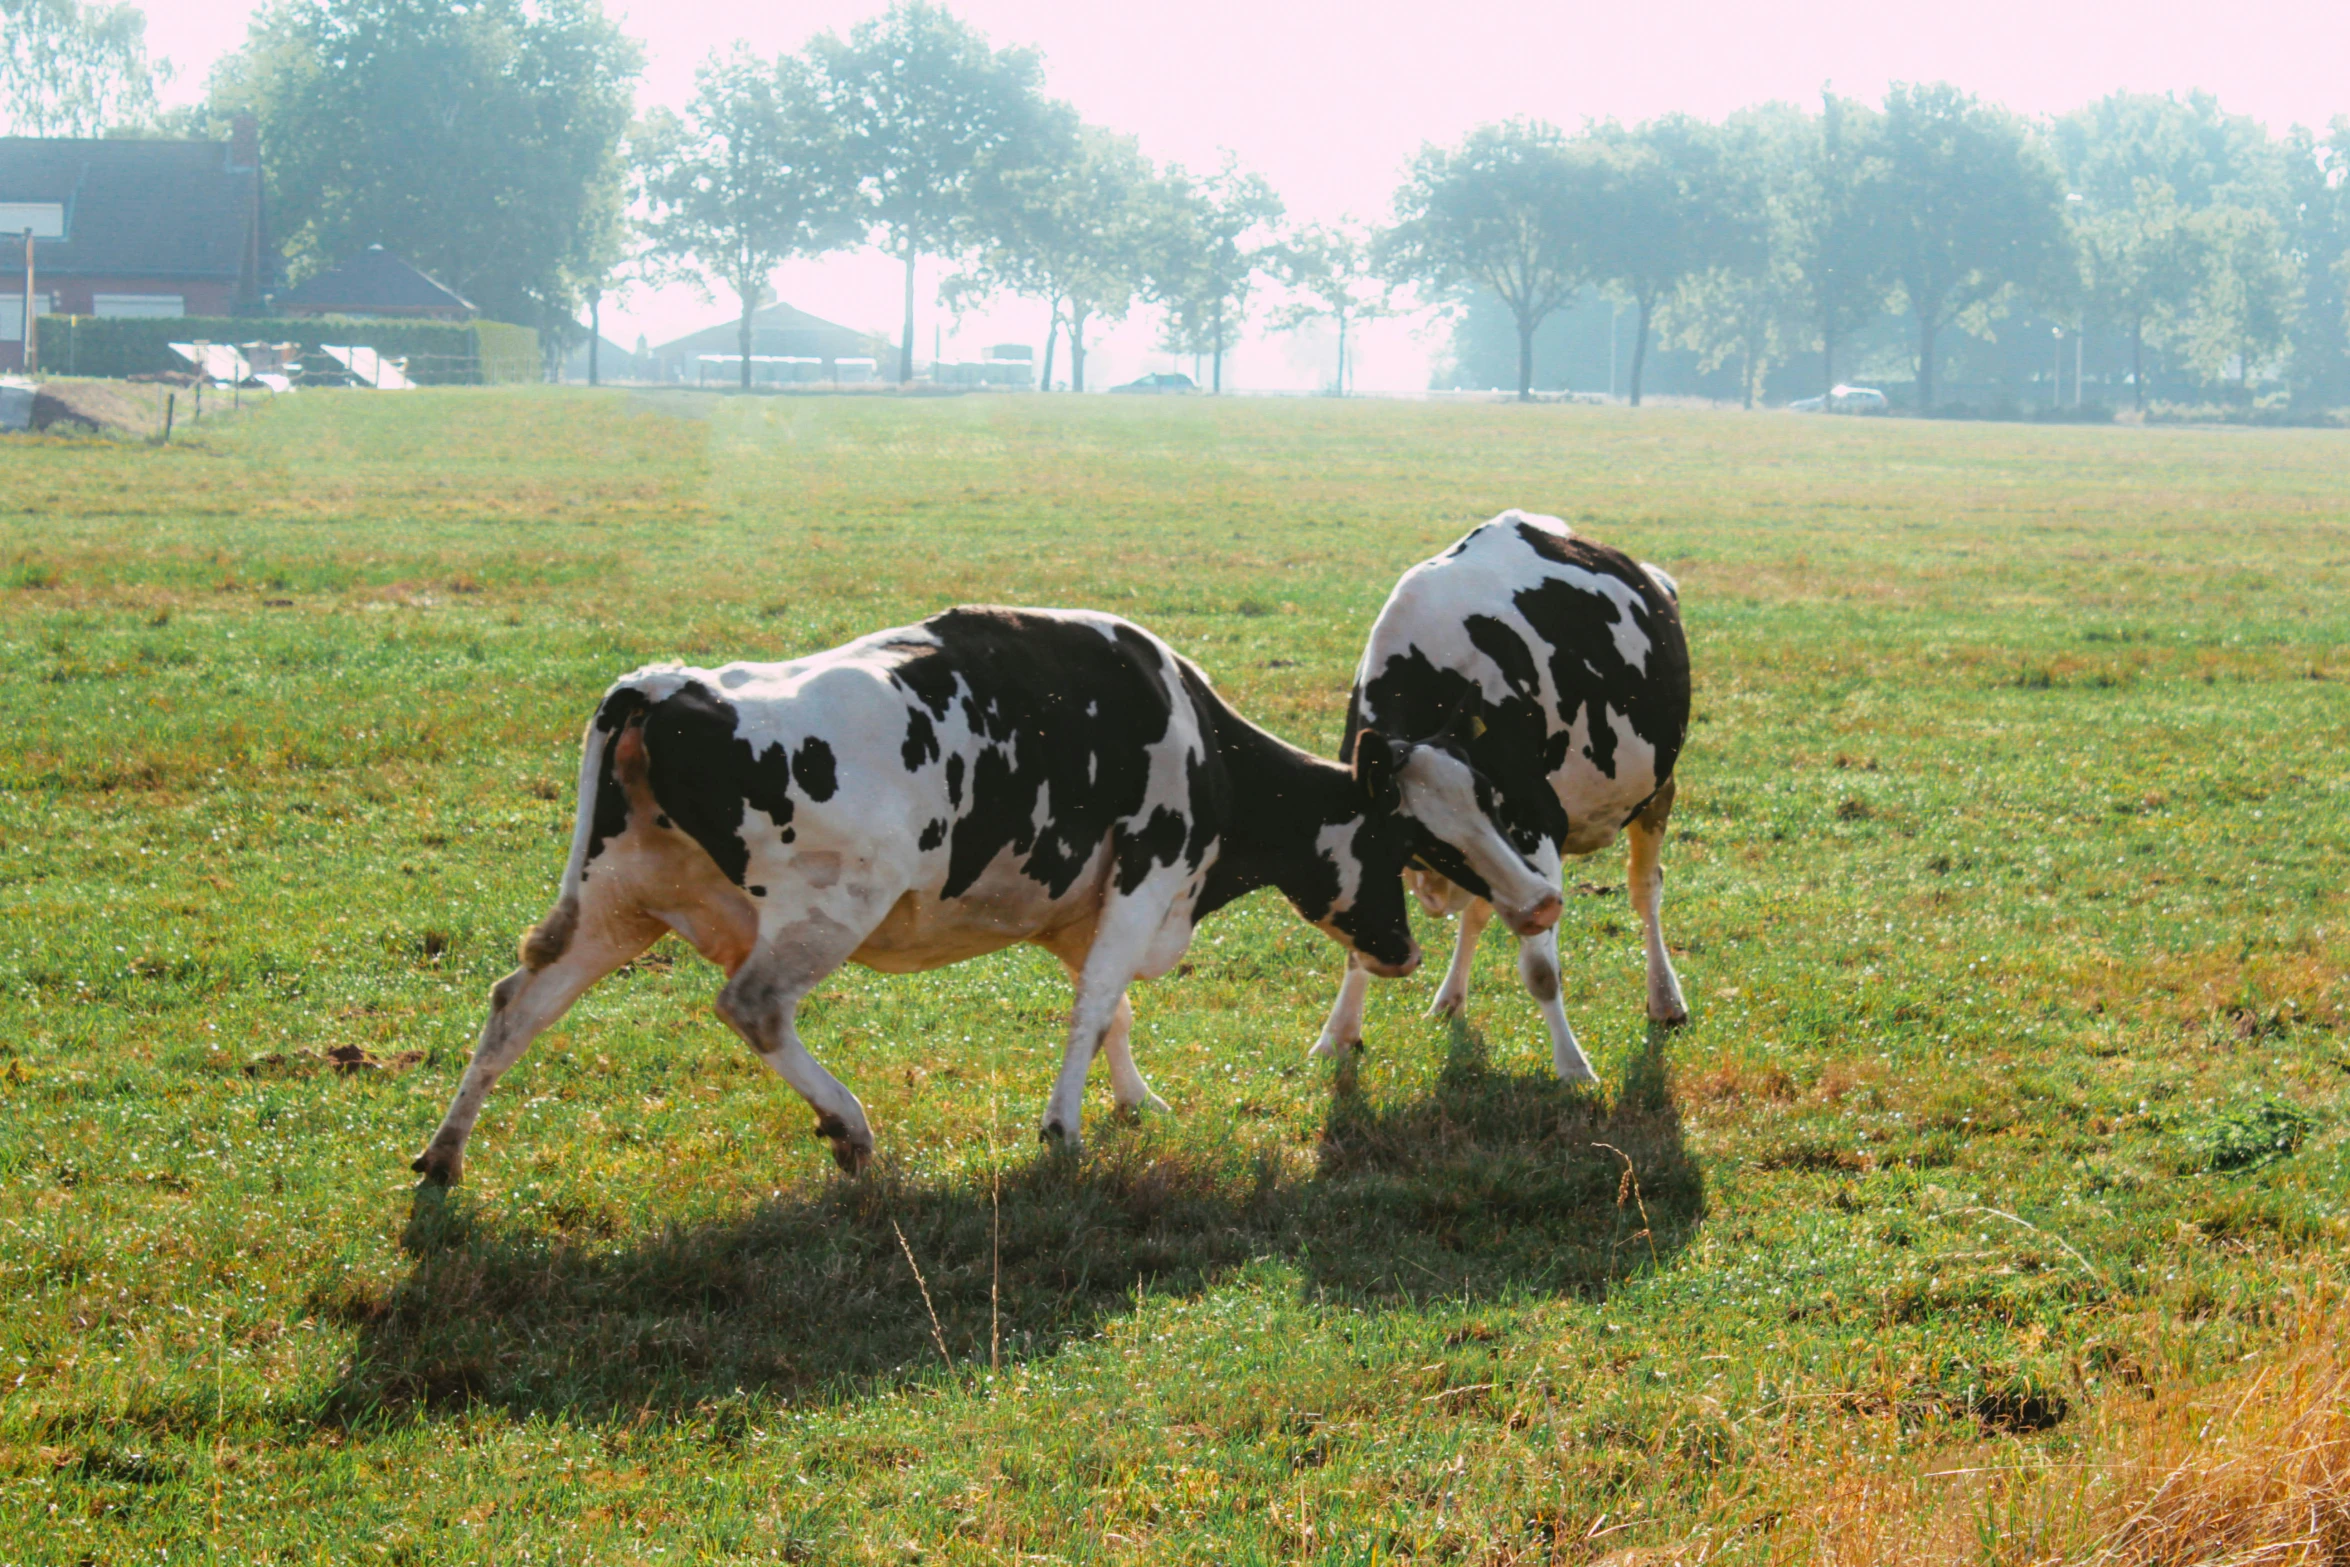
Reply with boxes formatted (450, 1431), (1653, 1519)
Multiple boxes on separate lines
(1315, 817), (1366, 913)
(1395, 746), (1557, 931)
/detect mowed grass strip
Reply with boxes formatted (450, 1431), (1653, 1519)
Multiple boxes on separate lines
(1, 388), (2346, 1562)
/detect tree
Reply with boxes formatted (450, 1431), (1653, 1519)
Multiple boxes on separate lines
(0, 0), (160, 135)
(1657, 105), (1808, 409)
(2075, 179), (2200, 409)
(1871, 82), (2072, 409)
(1270, 221), (1394, 395)
(1150, 156), (1283, 394)
(2281, 119), (2350, 405)
(2179, 202), (2301, 392)
(952, 116), (1157, 392)
(1787, 92), (1893, 396)
(1586, 115), (1751, 406)
(638, 47), (852, 389)
(2054, 91), (2284, 216)
(1384, 120), (1595, 402)
(816, 0), (1050, 384)
(216, 0), (639, 340)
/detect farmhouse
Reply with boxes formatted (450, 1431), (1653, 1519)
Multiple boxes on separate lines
(0, 117), (272, 371)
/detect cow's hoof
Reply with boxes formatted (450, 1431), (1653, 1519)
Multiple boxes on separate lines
(1648, 1006), (1690, 1029)
(1038, 1120), (1081, 1155)
(1425, 991), (1468, 1019)
(1309, 1032), (1360, 1061)
(829, 1138), (872, 1176)
(411, 1146), (463, 1187)
(1112, 1092), (1172, 1125)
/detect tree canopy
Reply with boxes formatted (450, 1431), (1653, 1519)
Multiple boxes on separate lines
(214, 0), (639, 338)
(0, 0), (160, 136)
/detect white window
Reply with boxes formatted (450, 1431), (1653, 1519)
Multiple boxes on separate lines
(0, 295), (54, 338)
(94, 293), (184, 318)
(0, 203), (65, 239)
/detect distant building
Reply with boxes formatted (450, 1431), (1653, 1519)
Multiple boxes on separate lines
(651, 301), (892, 384)
(0, 115), (272, 371)
(275, 247), (476, 321)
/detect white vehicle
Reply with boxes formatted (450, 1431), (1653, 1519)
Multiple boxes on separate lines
(1789, 384), (1889, 414)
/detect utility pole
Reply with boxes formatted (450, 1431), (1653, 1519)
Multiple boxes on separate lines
(21, 227), (36, 374)
(2074, 313), (2084, 408)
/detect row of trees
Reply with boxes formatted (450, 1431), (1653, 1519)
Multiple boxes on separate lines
(1395, 89), (2350, 408)
(633, 11), (1311, 391)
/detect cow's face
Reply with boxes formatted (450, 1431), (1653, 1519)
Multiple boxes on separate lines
(1355, 731), (1562, 938)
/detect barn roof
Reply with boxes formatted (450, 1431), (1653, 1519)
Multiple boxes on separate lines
(275, 248), (476, 318)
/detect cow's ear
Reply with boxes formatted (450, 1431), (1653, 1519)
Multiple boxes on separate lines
(1353, 730), (1405, 805)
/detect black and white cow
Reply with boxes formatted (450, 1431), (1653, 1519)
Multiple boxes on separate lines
(413, 607), (1558, 1183)
(1316, 510), (1692, 1081)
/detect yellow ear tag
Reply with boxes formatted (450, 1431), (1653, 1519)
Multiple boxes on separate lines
(1468, 715), (1487, 739)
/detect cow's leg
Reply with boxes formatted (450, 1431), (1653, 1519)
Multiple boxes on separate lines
(1509, 841), (1599, 1084)
(1039, 927), (1169, 1118)
(1312, 956), (1371, 1059)
(1627, 779), (1689, 1026)
(1427, 898), (1496, 1018)
(1041, 885), (1178, 1150)
(413, 903), (663, 1184)
(714, 909), (881, 1174)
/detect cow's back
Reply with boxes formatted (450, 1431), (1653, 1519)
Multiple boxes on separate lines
(1350, 511), (1688, 857)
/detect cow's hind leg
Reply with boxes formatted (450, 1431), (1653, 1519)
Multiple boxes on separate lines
(1427, 898), (1495, 1018)
(414, 898), (662, 1184)
(714, 911), (880, 1174)
(1627, 778), (1689, 1026)
(1041, 880), (1186, 1150)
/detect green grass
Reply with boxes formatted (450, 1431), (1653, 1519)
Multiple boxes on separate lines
(2, 388), (2347, 1561)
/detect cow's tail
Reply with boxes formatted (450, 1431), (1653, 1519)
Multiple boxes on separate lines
(1640, 561), (1681, 604)
(519, 684), (651, 971)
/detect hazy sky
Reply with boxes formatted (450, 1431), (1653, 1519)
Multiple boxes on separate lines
(144, 0), (2350, 389)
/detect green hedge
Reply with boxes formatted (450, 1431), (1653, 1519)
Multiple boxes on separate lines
(33, 314), (541, 385)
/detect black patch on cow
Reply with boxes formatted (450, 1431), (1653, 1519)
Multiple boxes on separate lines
(583, 686), (651, 866)
(891, 609), (1184, 902)
(749, 884), (767, 897)
(901, 707), (940, 772)
(1118, 806), (1188, 894)
(918, 818), (947, 851)
(791, 737), (839, 801)
(633, 679), (798, 888)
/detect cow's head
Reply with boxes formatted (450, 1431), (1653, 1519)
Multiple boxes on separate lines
(1353, 725), (1563, 938)
(1296, 769), (1425, 980)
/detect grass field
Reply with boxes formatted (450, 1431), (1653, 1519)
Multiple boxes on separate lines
(2, 389), (2347, 1563)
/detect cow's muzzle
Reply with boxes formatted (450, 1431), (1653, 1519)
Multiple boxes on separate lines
(1361, 945), (1421, 980)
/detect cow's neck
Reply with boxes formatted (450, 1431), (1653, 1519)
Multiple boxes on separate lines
(1197, 716), (1362, 918)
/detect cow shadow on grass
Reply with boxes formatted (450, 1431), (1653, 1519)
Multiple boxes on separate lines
(327, 1025), (1702, 1423)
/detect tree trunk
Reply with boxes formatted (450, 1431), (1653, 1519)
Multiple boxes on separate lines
(1821, 318), (1836, 396)
(899, 243), (918, 384)
(1915, 310), (1936, 413)
(1335, 310), (1347, 396)
(1070, 306), (1088, 393)
(1211, 297), (1224, 394)
(1040, 301), (1060, 392)
(2131, 317), (2145, 412)
(738, 290), (756, 390)
(1516, 311), (1535, 402)
(1741, 337), (1755, 410)
(1628, 294), (1654, 407)
(588, 290), (600, 387)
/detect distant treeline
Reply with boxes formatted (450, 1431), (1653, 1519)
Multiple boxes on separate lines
(29, 0), (2347, 407)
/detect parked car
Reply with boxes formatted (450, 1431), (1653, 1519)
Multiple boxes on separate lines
(1109, 372), (1197, 395)
(1789, 384), (1890, 414)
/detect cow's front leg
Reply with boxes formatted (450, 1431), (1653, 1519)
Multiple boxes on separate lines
(715, 909), (880, 1174)
(1427, 898), (1495, 1018)
(1041, 887), (1174, 1150)
(1313, 956), (1371, 1059)
(1096, 995), (1170, 1119)
(1627, 779), (1689, 1026)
